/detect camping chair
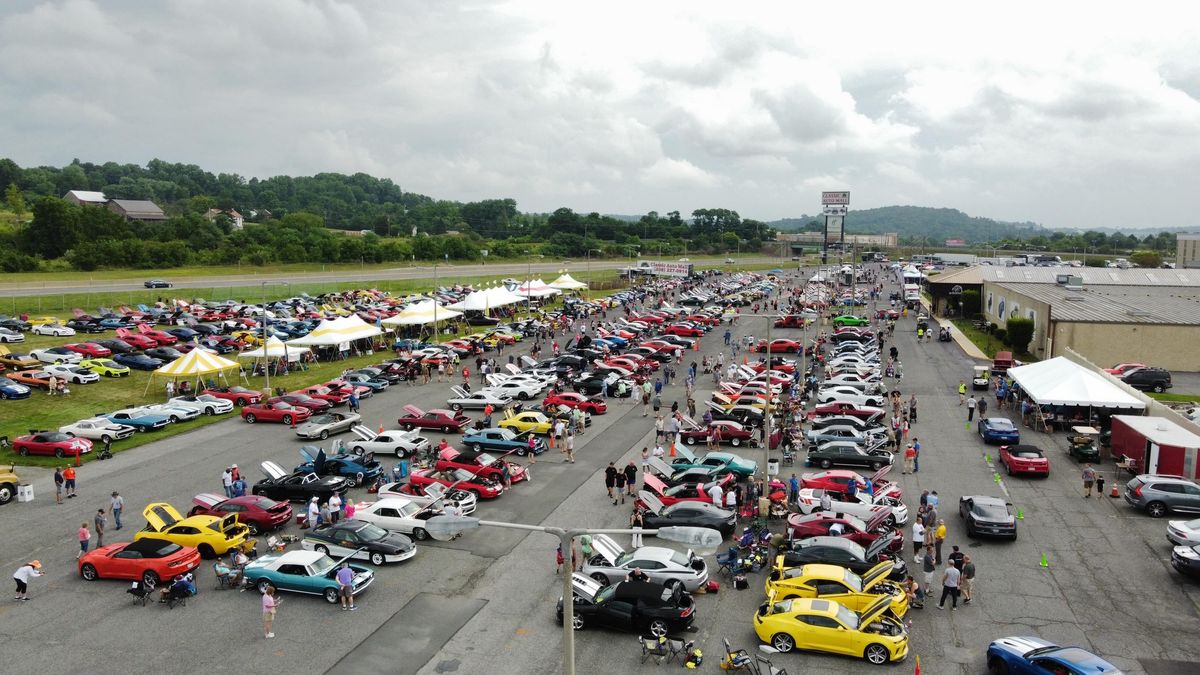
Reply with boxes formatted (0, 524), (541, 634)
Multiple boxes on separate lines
(640, 635), (669, 664)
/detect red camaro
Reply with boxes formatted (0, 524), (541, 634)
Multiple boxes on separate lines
(752, 338), (802, 353)
(14, 431), (93, 458)
(201, 386), (262, 406)
(324, 379), (373, 399)
(998, 444), (1051, 476)
(787, 510), (904, 552)
(64, 342), (113, 358)
(269, 394), (333, 413)
(139, 328), (179, 346)
(115, 332), (157, 350)
(629, 313), (664, 324)
(663, 324), (704, 337)
(295, 384), (349, 405)
(640, 473), (735, 507)
(436, 447), (529, 483)
(812, 402), (886, 420)
(800, 467), (902, 500)
(240, 401), (312, 425)
(542, 392), (607, 415)
(685, 314), (720, 326)
(397, 404), (472, 433)
(188, 493), (292, 535)
(408, 467), (504, 499)
(78, 537), (201, 586)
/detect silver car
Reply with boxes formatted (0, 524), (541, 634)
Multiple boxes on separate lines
(294, 411), (362, 440)
(1125, 474), (1200, 518)
(581, 534), (709, 591)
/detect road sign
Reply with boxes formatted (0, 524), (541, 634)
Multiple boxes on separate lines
(822, 191), (850, 206)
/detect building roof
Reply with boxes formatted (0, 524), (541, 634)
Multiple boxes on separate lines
(1112, 415), (1200, 448)
(993, 282), (1200, 325)
(109, 199), (166, 219)
(926, 266), (986, 286)
(63, 190), (107, 203)
(931, 265), (1200, 287)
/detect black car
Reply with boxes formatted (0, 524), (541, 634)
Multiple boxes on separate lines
(354, 367), (403, 385)
(252, 460), (349, 503)
(66, 319), (106, 334)
(778, 534), (908, 581)
(572, 348), (606, 362)
(556, 574), (696, 636)
(145, 347), (184, 362)
(144, 279), (172, 288)
(0, 317), (31, 332)
(805, 442), (894, 471)
(638, 493), (737, 537)
(959, 495), (1017, 539)
(1171, 544), (1200, 578)
(654, 335), (695, 350)
(302, 520), (416, 566)
(626, 347), (674, 364)
(96, 339), (135, 354)
(166, 327), (198, 341)
(113, 353), (164, 371)
(574, 374), (621, 397)
(190, 323), (222, 336)
(1121, 367), (1172, 393)
(707, 406), (764, 429)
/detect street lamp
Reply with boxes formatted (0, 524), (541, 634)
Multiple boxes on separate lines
(585, 248), (602, 299)
(424, 515), (721, 675)
(524, 253), (546, 318)
(260, 281), (290, 395)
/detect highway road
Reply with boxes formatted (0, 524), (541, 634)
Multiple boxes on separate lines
(0, 257), (785, 297)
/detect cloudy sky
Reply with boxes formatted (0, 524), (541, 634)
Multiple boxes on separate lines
(1, 0), (1198, 229)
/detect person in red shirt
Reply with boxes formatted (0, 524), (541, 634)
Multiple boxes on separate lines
(903, 443), (917, 474)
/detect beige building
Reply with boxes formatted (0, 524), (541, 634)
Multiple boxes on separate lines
(777, 232), (898, 247)
(1178, 233), (1200, 269)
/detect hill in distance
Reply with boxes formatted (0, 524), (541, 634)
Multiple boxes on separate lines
(770, 205), (1046, 243)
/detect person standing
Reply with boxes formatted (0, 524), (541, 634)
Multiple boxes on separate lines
(63, 465), (77, 498)
(110, 491), (124, 530)
(630, 510), (644, 548)
(54, 467), (64, 504)
(348, 391), (360, 414)
(966, 395), (977, 421)
(613, 470), (627, 505)
(921, 545), (937, 596)
(934, 519), (947, 564)
(94, 508), (107, 547)
(912, 438), (922, 473)
(1082, 464), (1097, 497)
(819, 490), (832, 513)
(903, 443), (916, 474)
(640, 446), (651, 472)
(565, 431), (576, 464)
(222, 468), (234, 498)
(912, 518), (926, 560)
(76, 522), (91, 559)
(12, 560), (43, 601)
(165, 380), (175, 399)
(788, 474), (800, 505)
(977, 396), (988, 419)
(652, 442), (665, 462)
(958, 381), (966, 405)
(938, 561), (962, 610)
(623, 461), (638, 496)
(707, 480), (724, 509)
(604, 463), (618, 499)
(961, 555), (976, 604)
(336, 562), (357, 610)
(306, 497), (319, 529)
(262, 585), (279, 637)
(328, 493), (342, 524)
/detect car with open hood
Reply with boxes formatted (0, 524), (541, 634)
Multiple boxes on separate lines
(542, 391), (608, 415)
(765, 560), (908, 618)
(461, 427), (548, 457)
(407, 467), (504, 500)
(59, 417), (136, 444)
(0, 346), (41, 371)
(787, 510), (903, 552)
(252, 460), (350, 503)
(134, 502), (249, 558)
(446, 385), (513, 411)
(640, 473), (736, 507)
(294, 411), (361, 440)
(678, 419), (755, 448)
(347, 425), (432, 458)
(960, 495), (1018, 539)
(295, 446), (381, 487)
(816, 386), (885, 407)
(102, 408), (171, 431)
(243, 550), (374, 603)
(167, 394), (235, 416)
(667, 446), (758, 478)
(78, 537), (201, 586)
(30, 346), (84, 365)
(377, 481), (477, 515)
(754, 595), (909, 665)
(188, 492), (292, 535)
(353, 497), (444, 541)
(777, 534), (908, 581)
(795, 488), (908, 527)
(301, 519), (416, 566)
(397, 404), (472, 433)
(436, 446), (529, 484)
(580, 534), (709, 591)
(556, 573), (697, 637)
(637, 490), (737, 537)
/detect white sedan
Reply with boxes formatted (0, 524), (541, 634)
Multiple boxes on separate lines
(59, 417), (137, 443)
(377, 481), (477, 515)
(31, 323), (75, 337)
(44, 364), (100, 384)
(0, 327), (25, 343)
(168, 394), (235, 416)
(141, 403), (202, 423)
(347, 425), (432, 458)
(352, 497), (441, 541)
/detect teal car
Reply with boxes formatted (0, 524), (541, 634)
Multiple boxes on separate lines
(243, 550), (373, 603)
(832, 315), (871, 327)
(668, 446), (758, 478)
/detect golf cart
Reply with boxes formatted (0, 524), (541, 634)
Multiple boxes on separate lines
(1067, 426), (1101, 461)
(971, 365), (990, 391)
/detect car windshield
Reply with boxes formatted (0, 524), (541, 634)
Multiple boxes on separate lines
(98, 360), (119, 368)
(842, 568), (863, 592)
(453, 469), (475, 482)
(309, 554), (336, 576)
(837, 604), (860, 629)
(989, 419), (1015, 430)
(0, 378), (15, 386)
(355, 523), (390, 540)
(310, 415), (334, 424)
(475, 453), (499, 465)
(975, 503), (1010, 519)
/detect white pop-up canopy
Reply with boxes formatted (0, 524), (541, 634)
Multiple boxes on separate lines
(382, 300), (463, 326)
(1007, 357), (1146, 409)
(447, 285), (527, 311)
(548, 273), (588, 290)
(239, 336), (310, 361)
(516, 278), (562, 298)
(286, 315), (381, 346)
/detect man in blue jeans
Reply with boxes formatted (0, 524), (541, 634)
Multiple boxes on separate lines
(912, 438), (921, 473)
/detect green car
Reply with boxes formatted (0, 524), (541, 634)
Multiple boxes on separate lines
(832, 315), (871, 327)
(668, 446), (758, 478)
(80, 358), (131, 378)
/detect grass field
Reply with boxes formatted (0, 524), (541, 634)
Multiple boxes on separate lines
(1147, 392), (1200, 404)
(950, 319), (1037, 362)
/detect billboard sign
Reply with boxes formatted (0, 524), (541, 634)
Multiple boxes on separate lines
(825, 215), (844, 242)
(822, 191), (850, 206)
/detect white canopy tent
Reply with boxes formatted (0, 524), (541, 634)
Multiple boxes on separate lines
(382, 300), (463, 326)
(239, 336), (310, 362)
(516, 278), (562, 298)
(447, 286), (528, 312)
(1006, 357), (1146, 409)
(286, 315), (382, 347)
(548, 273), (588, 290)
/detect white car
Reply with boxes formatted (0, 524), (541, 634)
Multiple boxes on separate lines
(43, 364), (100, 384)
(377, 481), (477, 515)
(447, 385), (513, 411)
(141, 403), (202, 423)
(60, 417), (136, 443)
(822, 374), (883, 392)
(580, 534), (709, 591)
(347, 425), (431, 458)
(795, 488), (907, 526)
(168, 394), (235, 416)
(482, 377), (545, 401)
(0, 327), (25, 343)
(31, 323), (75, 337)
(816, 386), (885, 407)
(353, 497), (442, 541)
(29, 348), (82, 365)
(1167, 518), (1200, 546)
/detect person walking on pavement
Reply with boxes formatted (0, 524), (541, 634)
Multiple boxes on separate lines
(1082, 464), (1097, 497)
(76, 521), (91, 559)
(961, 555), (976, 604)
(966, 395), (977, 421)
(958, 381), (967, 405)
(938, 561), (962, 610)
(222, 468), (234, 498)
(624, 461), (638, 497)
(604, 463), (618, 499)
(613, 470), (627, 505)
(110, 491), (124, 530)
(565, 431), (576, 464)
(262, 584), (280, 637)
(54, 467), (64, 504)
(63, 466), (77, 498)
(348, 391), (360, 414)
(912, 437), (922, 473)
(977, 396), (988, 419)
(94, 508), (107, 547)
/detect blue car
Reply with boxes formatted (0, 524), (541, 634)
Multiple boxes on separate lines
(97, 317), (130, 329)
(392, 339), (430, 351)
(0, 377), (33, 400)
(242, 550), (373, 603)
(114, 353), (164, 371)
(462, 427), (548, 456)
(986, 637), (1120, 674)
(978, 417), (1021, 444)
(102, 409), (172, 431)
(295, 446), (382, 487)
(167, 327), (198, 341)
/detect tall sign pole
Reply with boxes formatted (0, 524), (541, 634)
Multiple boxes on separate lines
(821, 191), (849, 266)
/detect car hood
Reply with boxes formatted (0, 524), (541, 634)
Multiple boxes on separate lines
(859, 594), (894, 625)
(143, 502), (184, 531)
(589, 533), (626, 565)
(860, 561), (895, 591)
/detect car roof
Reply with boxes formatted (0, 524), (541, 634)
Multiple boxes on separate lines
(277, 550), (326, 565)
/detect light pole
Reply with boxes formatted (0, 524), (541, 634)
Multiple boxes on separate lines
(424, 516), (720, 675)
(524, 253), (545, 319)
(585, 249), (602, 299)
(260, 281), (290, 395)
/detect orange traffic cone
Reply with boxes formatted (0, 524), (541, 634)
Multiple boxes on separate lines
(692, 341), (698, 351)
(1110, 484), (1119, 498)
(669, 441), (676, 457)
(378, 423), (385, 433)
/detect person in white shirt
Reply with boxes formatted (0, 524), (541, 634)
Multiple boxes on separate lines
(306, 497), (319, 529)
(12, 560), (43, 600)
(912, 520), (926, 560)
(819, 491), (833, 512)
(328, 494), (342, 524)
(707, 482), (724, 507)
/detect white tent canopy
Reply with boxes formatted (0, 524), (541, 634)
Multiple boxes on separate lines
(382, 300), (463, 326)
(239, 336), (310, 361)
(549, 273), (588, 290)
(1007, 357), (1146, 409)
(447, 286), (528, 312)
(516, 278), (562, 298)
(286, 315), (381, 346)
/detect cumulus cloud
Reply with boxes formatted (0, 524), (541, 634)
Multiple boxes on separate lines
(0, 0), (1197, 228)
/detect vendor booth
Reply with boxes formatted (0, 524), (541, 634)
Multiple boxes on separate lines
(1111, 415), (1200, 480)
(1005, 357), (1145, 431)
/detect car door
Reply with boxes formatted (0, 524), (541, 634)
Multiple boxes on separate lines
(167, 524), (201, 548)
(273, 563), (309, 592)
(1179, 484), (1200, 513)
(631, 560), (668, 585)
(597, 598), (636, 631)
(109, 547), (143, 579)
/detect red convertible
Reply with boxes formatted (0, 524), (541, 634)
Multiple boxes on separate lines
(269, 394), (333, 413)
(201, 386), (262, 406)
(138, 327), (179, 346)
(812, 402), (886, 421)
(14, 431), (92, 458)
(663, 323), (704, 337)
(685, 314), (720, 326)
(398, 404), (472, 433)
(296, 384), (350, 405)
(188, 493), (292, 535)
(64, 342), (113, 358)
(78, 537), (201, 586)
(408, 467), (504, 499)
(324, 379), (373, 399)
(542, 392), (607, 415)
(787, 510), (903, 552)
(751, 338), (802, 353)
(436, 447), (529, 483)
(240, 401), (312, 425)
(800, 467), (902, 500)
(679, 420), (754, 447)
(640, 473), (735, 507)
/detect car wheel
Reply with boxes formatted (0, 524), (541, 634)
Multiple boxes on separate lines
(1006, 462), (1013, 476)
(0, 392), (6, 399)
(648, 619), (669, 637)
(169, 415), (180, 424)
(1147, 501), (1168, 518)
(663, 579), (680, 590)
(54, 448), (64, 458)
(819, 458), (832, 469)
(319, 430), (329, 440)
(314, 544), (330, 555)
(731, 437), (742, 447)
(864, 643), (890, 665)
(351, 472), (364, 487)
(590, 572), (609, 584)
(282, 415), (293, 426)
(370, 552), (386, 566)
(80, 563), (98, 581)
(245, 414), (257, 424)
(471, 444), (483, 453)
(1154, 384), (1166, 393)
(100, 434), (112, 444)
(246, 523), (260, 536)
(988, 657), (1010, 674)
(143, 570), (159, 587)
(516, 446), (527, 457)
(442, 426), (454, 434)
(771, 633), (795, 653)
(571, 613), (585, 630)
(198, 544), (215, 559)
(685, 436), (696, 446)
(0, 484), (13, 505)
(204, 407), (215, 416)
(870, 460), (883, 471)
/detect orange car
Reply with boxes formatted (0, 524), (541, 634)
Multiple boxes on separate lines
(9, 370), (53, 389)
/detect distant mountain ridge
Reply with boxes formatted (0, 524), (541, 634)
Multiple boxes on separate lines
(769, 205), (1046, 244)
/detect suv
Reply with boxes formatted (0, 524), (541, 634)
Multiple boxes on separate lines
(1124, 474), (1200, 517)
(1121, 367), (1172, 393)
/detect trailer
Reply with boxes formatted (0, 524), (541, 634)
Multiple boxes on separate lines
(1110, 415), (1200, 480)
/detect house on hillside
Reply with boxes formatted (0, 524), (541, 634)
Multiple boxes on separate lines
(63, 190), (107, 207)
(107, 199), (167, 222)
(203, 208), (244, 230)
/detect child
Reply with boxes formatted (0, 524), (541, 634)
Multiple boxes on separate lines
(555, 544), (565, 574)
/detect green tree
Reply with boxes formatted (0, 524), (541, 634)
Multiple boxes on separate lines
(20, 197), (80, 258)
(1128, 250), (1162, 268)
(1005, 317), (1035, 355)
(5, 183), (25, 216)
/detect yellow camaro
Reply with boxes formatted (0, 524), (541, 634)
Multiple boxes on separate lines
(497, 410), (553, 435)
(135, 502), (249, 558)
(80, 358), (131, 378)
(754, 594), (909, 665)
(765, 560), (908, 618)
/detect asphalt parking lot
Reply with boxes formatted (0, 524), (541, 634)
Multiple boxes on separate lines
(3, 271), (1200, 675)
